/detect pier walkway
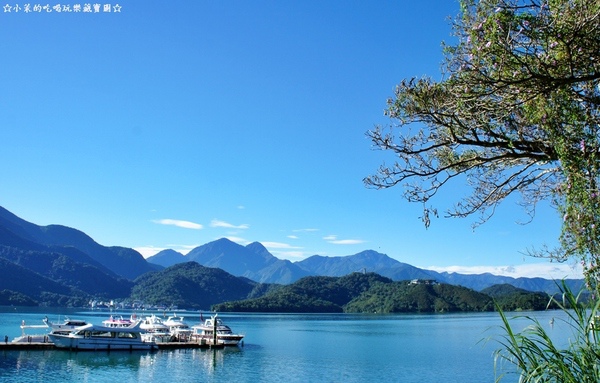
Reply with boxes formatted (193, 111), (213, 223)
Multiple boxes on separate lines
(0, 341), (225, 351)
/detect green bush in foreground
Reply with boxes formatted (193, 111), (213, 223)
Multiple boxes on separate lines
(494, 282), (600, 382)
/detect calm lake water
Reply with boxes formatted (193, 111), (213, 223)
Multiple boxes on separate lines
(0, 307), (570, 383)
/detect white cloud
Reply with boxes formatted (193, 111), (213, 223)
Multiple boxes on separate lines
(293, 228), (319, 232)
(210, 219), (249, 230)
(425, 263), (584, 279)
(271, 250), (308, 260)
(262, 241), (302, 249)
(331, 239), (365, 245)
(152, 219), (203, 230)
(323, 235), (365, 245)
(287, 235), (298, 239)
(134, 246), (165, 258)
(135, 244), (196, 258)
(166, 244), (197, 255)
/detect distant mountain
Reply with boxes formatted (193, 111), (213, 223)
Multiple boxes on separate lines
(481, 283), (537, 298)
(0, 205), (157, 306)
(213, 272), (495, 313)
(181, 238), (311, 283)
(214, 272), (393, 313)
(345, 280), (495, 313)
(146, 249), (183, 268)
(130, 262), (261, 310)
(0, 223), (105, 269)
(185, 238), (271, 276)
(133, 266), (564, 313)
(433, 271), (584, 294)
(251, 258), (311, 284)
(147, 237), (583, 293)
(0, 206), (156, 279)
(0, 246), (133, 298)
(297, 250), (437, 281)
(0, 289), (37, 306)
(0, 205), (586, 308)
(245, 241), (274, 259)
(480, 283), (558, 311)
(294, 250), (583, 294)
(0, 257), (89, 306)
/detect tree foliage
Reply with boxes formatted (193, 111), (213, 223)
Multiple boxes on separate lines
(0, 289), (38, 306)
(365, 0), (600, 289)
(213, 273), (392, 313)
(345, 281), (495, 313)
(130, 262), (259, 310)
(482, 283), (557, 310)
(212, 272), (546, 314)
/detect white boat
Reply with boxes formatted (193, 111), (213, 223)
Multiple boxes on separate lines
(12, 317), (89, 343)
(191, 314), (244, 346)
(46, 317), (90, 334)
(139, 314), (172, 343)
(140, 314), (169, 332)
(102, 315), (134, 328)
(48, 321), (157, 351)
(164, 315), (192, 340)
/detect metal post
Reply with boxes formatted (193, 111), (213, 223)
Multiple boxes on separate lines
(212, 316), (217, 346)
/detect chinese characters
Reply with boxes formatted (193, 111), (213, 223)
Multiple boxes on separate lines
(3, 3), (122, 13)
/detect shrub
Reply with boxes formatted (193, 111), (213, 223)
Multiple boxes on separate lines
(494, 282), (600, 382)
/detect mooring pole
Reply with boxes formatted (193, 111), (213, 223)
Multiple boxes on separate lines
(212, 315), (217, 346)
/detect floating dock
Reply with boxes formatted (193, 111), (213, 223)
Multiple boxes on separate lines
(0, 341), (225, 351)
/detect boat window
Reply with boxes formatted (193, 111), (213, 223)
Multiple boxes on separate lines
(90, 331), (113, 338)
(117, 332), (136, 339)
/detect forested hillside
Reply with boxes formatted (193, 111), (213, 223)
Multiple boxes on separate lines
(213, 273), (502, 313)
(130, 262), (270, 310)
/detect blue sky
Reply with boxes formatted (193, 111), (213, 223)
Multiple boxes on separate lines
(0, 1), (582, 279)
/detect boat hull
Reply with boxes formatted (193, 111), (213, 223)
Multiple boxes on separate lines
(49, 333), (156, 350)
(216, 335), (244, 346)
(191, 315), (244, 346)
(191, 333), (244, 346)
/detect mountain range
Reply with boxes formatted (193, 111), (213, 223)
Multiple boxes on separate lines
(0, 205), (584, 307)
(148, 238), (583, 294)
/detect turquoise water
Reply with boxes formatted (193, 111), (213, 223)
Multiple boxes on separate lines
(0, 307), (568, 382)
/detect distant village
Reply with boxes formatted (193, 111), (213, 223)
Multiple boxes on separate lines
(89, 299), (179, 312)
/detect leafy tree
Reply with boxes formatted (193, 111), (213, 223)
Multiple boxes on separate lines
(365, 0), (600, 289)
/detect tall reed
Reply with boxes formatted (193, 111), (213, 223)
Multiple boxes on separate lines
(494, 282), (600, 382)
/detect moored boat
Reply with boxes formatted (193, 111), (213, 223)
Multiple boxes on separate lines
(102, 315), (134, 328)
(191, 314), (244, 346)
(12, 317), (89, 343)
(45, 317), (90, 334)
(164, 315), (192, 341)
(48, 321), (156, 351)
(140, 314), (172, 343)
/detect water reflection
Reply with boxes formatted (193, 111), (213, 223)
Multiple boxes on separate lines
(1, 347), (247, 383)
(0, 310), (569, 383)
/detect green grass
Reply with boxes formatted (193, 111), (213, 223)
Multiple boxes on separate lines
(494, 281), (600, 382)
